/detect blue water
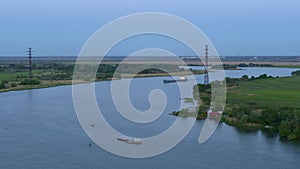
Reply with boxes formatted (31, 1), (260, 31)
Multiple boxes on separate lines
(0, 67), (299, 169)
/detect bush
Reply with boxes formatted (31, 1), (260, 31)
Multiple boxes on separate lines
(10, 82), (17, 87)
(20, 78), (41, 85)
(242, 75), (249, 80)
(258, 74), (268, 79)
(292, 70), (300, 76)
(0, 82), (6, 89)
(279, 120), (293, 137)
(2, 80), (9, 84)
(261, 108), (281, 126)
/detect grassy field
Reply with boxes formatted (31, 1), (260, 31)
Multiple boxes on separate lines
(274, 65), (300, 68)
(0, 72), (21, 81)
(0, 70), (45, 81)
(226, 75), (300, 109)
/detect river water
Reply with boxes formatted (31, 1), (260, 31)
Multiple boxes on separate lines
(0, 67), (299, 169)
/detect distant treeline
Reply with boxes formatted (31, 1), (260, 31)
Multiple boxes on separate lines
(237, 63), (274, 67)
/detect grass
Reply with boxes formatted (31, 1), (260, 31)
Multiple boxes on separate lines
(0, 70), (46, 81)
(274, 65), (300, 68)
(183, 98), (194, 103)
(226, 75), (300, 109)
(0, 82), (71, 92)
(0, 72), (21, 81)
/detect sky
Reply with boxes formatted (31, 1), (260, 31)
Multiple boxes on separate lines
(0, 0), (299, 56)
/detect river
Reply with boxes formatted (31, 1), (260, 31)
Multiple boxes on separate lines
(0, 67), (299, 169)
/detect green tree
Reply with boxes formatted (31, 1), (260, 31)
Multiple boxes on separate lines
(261, 108), (281, 126)
(0, 82), (6, 89)
(279, 120), (293, 137)
(20, 78), (41, 85)
(242, 75), (249, 80)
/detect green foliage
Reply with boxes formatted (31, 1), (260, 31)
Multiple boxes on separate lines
(248, 112), (262, 123)
(197, 84), (209, 93)
(242, 75), (249, 80)
(20, 78), (41, 85)
(279, 120), (293, 137)
(219, 64), (238, 70)
(10, 82), (17, 87)
(238, 63), (274, 67)
(2, 80), (9, 84)
(292, 70), (300, 76)
(0, 81), (6, 89)
(226, 77), (239, 86)
(228, 106), (252, 123)
(258, 74), (268, 79)
(261, 108), (281, 126)
(278, 109), (300, 140)
(116, 64), (182, 74)
(197, 106), (208, 119)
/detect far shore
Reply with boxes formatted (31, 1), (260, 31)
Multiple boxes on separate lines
(0, 70), (204, 93)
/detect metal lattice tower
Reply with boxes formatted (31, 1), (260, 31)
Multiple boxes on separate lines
(27, 47), (33, 80)
(204, 45), (209, 85)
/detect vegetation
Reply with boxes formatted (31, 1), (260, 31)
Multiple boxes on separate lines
(0, 81), (6, 89)
(195, 70), (300, 141)
(0, 60), (197, 92)
(221, 64), (239, 70)
(211, 63), (274, 70)
(274, 65), (300, 69)
(20, 78), (41, 85)
(210, 63), (274, 70)
(237, 63), (274, 67)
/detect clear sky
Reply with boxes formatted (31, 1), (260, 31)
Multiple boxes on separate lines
(0, 0), (299, 56)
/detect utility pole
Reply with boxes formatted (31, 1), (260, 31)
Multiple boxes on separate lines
(27, 47), (33, 80)
(204, 45), (209, 86)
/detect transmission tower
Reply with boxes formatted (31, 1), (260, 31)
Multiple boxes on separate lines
(204, 45), (209, 86)
(27, 47), (33, 80)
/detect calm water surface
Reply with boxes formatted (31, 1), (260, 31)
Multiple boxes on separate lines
(0, 67), (299, 169)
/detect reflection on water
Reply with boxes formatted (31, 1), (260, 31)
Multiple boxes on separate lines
(261, 128), (279, 138)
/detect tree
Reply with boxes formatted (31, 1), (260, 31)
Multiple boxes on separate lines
(242, 75), (249, 80)
(258, 74), (268, 79)
(261, 108), (281, 126)
(20, 78), (41, 85)
(10, 82), (17, 87)
(0, 82), (6, 89)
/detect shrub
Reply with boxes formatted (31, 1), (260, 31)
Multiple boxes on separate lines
(292, 70), (300, 76)
(20, 78), (41, 85)
(10, 82), (17, 87)
(242, 75), (249, 80)
(0, 82), (6, 89)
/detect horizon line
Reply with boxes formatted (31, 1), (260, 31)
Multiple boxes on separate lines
(0, 55), (300, 58)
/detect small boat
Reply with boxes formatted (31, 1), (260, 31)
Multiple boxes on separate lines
(163, 76), (187, 83)
(117, 137), (142, 145)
